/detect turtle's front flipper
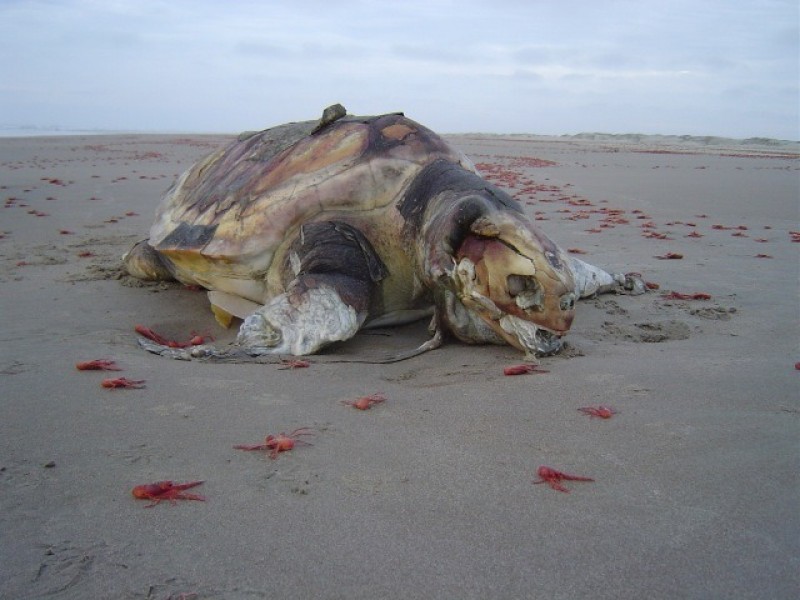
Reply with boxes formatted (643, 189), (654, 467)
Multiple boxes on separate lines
(235, 280), (367, 355)
(138, 221), (386, 359)
(235, 221), (388, 356)
(567, 256), (647, 298)
(138, 283), (367, 358)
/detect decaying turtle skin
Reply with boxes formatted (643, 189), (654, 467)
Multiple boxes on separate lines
(125, 105), (643, 360)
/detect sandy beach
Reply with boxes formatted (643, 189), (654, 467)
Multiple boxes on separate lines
(1, 131), (798, 599)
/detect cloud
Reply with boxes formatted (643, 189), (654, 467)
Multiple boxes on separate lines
(391, 43), (477, 65)
(0, 0), (797, 138)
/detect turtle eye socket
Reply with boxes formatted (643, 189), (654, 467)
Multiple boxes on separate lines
(507, 274), (543, 311)
(560, 292), (576, 311)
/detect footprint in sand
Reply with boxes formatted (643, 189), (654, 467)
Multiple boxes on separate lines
(600, 320), (692, 343)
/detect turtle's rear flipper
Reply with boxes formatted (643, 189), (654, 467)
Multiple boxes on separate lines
(123, 239), (176, 281)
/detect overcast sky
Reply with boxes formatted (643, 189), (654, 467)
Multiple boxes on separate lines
(1, 0), (797, 138)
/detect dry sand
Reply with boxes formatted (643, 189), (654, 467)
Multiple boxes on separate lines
(0, 132), (798, 599)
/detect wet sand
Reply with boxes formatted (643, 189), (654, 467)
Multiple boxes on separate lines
(1, 132), (798, 599)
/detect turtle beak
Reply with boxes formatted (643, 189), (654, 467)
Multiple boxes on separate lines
(497, 315), (564, 356)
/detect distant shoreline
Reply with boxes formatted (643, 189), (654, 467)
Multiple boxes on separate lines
(0, 127), (172, 138)
(1, 125), (796, 145)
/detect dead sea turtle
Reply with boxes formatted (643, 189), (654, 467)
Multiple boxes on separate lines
(124, 104), (643, 361)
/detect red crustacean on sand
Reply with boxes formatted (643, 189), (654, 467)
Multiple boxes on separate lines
(101, 377), (146, 389)
(134, 324), (210, 348)
(131, 480), (205, 507)
(661, 291), (712, 301)
(278, 358), (311, 370)
(503, 364), (550, 376)
(234, 428), (314, 459)
(578, 405), (618, 419)
(188, 334), (207, 345)
(341, 393), (386, 410)
(532, 466), (594, 493)
(76, 359), (122, 371)
(135, 324), (176, 346)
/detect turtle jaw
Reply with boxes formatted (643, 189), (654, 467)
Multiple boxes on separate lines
(497, 315), (563, 357)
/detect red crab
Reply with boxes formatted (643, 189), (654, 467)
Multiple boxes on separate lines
(654, 252), (683, 260)
(134, 324), (210, 348)
(503, 364), (550, 376)
(101, 377), (145, 389)
(131, 480), (205, 507)
(76, 359), (122, 371)
(341, 393), (386, 410)
(278, 358), (311, 370)
(578, 405), (618, 419)
(661, 292), (712, 301)
(532, 466), (594, 493)
(234, 428), (314, 459)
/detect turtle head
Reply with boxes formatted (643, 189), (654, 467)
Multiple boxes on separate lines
(445, 211), (576, 356)
(405, 159), (576, 356)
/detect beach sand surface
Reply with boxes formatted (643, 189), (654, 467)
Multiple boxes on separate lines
(1, 132), (798, 599)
